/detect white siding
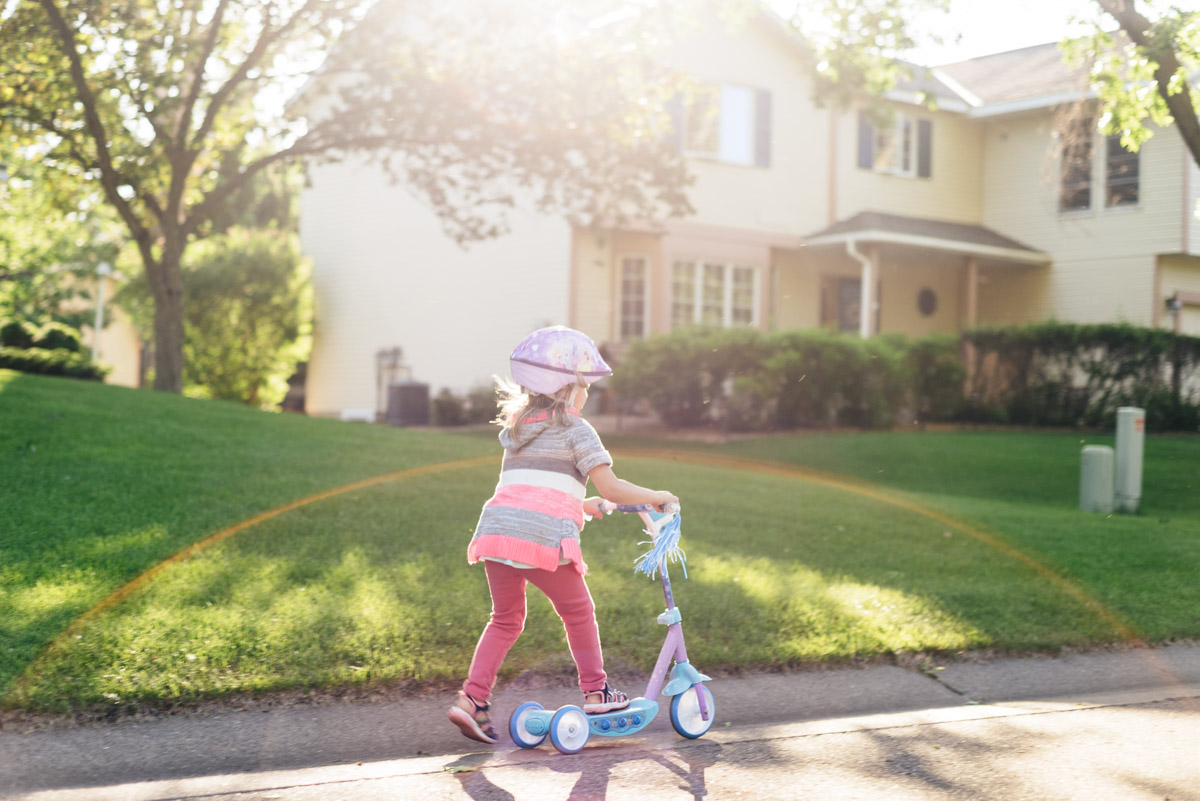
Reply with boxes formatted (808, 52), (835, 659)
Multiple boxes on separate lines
(981, 115), (1185, 326)
(668, 14), (828, 237)
(836, 106), (984, 225)
(300, 159), (569, 417)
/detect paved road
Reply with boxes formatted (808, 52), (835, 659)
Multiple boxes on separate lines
(4, 645), (1200, 801)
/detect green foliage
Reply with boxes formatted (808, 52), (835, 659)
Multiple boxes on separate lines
(430, 388), (466, 426)
(1, 0), (697, 392)
(907, 334), (966, 422)
(788, 0), (952, 112)
(117, 227), (312, 407)
(0, 346), (107, 380)
(616, 323), (1200, 433)
(615, 327), (940, 431)
(0, 154), (123, 331)
(964, 321), (1200, 431)
(430, 385), (498, 427)
(33, 321), (83, 353)
(0, 319), (36, 349)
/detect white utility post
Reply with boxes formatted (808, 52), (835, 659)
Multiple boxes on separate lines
(92, 262), (112, 361)
(1115, 407), (1145, 513)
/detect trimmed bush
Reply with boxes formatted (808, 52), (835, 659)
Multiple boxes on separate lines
(907, 334), (966, 422)
(964, 322), (1200, 431)
(33, 321), (83, 353)
(431, 388), (466, 426)
(0, 346), (109, 380)
(0, 320), (37, 350)
(613, 322), (1200, 432)
(612, 327), (773, 429)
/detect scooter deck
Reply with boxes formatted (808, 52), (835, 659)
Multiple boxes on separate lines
(585, 697), (659, 738)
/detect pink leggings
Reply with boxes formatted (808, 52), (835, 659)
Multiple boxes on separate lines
(463, 560), (607, 704)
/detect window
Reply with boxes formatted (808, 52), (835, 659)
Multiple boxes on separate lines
(673, 83), (772, 167)
(618, 256), (648, 341)
(671, 260), (758, 328)
(857, 112), (932, 178)
(1059, 122), (1093, 212)
(1106, 134), (1139, 207)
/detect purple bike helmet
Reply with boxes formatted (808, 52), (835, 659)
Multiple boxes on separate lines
(509, 326), (612, 395)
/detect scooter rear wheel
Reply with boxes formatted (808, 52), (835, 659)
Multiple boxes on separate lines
(549, 705), (590, 754)
(509, 701), (547, 748)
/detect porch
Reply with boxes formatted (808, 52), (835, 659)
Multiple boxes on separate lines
(787, 211), (1051, 337)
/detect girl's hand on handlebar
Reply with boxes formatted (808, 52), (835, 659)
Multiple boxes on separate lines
(649, 491), (679, 513)
(583, 497), (608, 520)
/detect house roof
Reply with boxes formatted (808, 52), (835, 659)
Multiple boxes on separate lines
(935, 42), (1089, 107)
(804, 211), (1050, 265)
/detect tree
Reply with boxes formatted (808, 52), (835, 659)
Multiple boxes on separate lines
(777, 0), (952, 111)
(118, 226), (311, 406)
(0, 0), (694, 393)
(0, 153), (121, 330)
(1058, 2), (1200, 169)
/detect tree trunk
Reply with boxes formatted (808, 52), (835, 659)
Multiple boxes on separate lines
(149, 247), (186, 393)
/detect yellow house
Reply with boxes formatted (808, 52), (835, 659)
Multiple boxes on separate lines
(298, 6), (1200, 419)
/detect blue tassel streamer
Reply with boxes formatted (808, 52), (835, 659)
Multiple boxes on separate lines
(633, 513), (687, 580)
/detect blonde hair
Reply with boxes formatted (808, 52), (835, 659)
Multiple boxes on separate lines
(494, 374), (587, 444)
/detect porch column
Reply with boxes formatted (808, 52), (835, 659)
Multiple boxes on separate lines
(859, 244), (879, 338)
(963, 256), (979, 330)
(962, 256), (979, 399)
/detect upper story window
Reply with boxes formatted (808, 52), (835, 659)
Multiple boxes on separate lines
(671, 260), (758, 328)
(857, 111), (932, 178)
(1059, 120), (1093, 212)
(1106, 134), (1139, 207)
(670, 83), (772, 168)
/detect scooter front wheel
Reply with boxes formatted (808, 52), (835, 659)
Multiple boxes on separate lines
(509, 701), (547, 748)
(670, 684), (715, 739)
(549, 705), (590, 754)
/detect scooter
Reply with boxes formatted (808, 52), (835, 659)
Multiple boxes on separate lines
(507, 503), (714, 754)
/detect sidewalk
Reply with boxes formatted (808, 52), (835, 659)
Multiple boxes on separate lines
(4, 643), (1199, 800)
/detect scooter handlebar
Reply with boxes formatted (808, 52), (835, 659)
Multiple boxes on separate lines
(596, 501), (680, 516)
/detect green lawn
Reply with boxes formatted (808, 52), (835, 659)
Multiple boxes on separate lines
(3, 370), (1199, 714)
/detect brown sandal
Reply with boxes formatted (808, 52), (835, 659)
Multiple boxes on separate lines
(448, 692), (498, 744)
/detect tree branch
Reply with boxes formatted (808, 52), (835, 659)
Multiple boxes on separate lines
(190, 0), (320, 150)
(1095, 0), (1200, 163)
(182, 134), (347, 236)
(36, 0), (157, 252)
(177, 0), (232, 148)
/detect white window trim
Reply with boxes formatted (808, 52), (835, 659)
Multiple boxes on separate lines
(615, 252), (651, 341)
(874, 114), (918, 178)
(683, 82), (760, 168)
(672, 260), (760, 328)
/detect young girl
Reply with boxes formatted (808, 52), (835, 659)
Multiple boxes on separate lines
(448, 326), (678, 744)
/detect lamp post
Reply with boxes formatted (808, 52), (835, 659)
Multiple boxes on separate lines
(92, 262), (112, 361)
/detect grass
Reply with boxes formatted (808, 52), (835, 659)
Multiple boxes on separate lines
(3, 370), (1199, 713)
(0, 370), (493, 703)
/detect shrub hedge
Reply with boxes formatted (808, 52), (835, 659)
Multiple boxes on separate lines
(963, 322), (1200, 431)
(0, 346), (109, 381)
(610, 322), (1200, 433)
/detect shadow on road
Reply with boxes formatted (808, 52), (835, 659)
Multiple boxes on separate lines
(446, 740), (723, 801)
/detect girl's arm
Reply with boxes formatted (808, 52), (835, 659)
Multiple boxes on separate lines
(587, 464), (678, 511)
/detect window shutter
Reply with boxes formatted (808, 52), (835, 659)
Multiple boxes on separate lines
(857, 112), (874, 169)
(665, 94), (685, 152)
(917, 119), (932, 178)
(754, 89), (772, 168)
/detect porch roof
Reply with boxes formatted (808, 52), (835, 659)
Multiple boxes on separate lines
(804, 211), (1051, 266)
